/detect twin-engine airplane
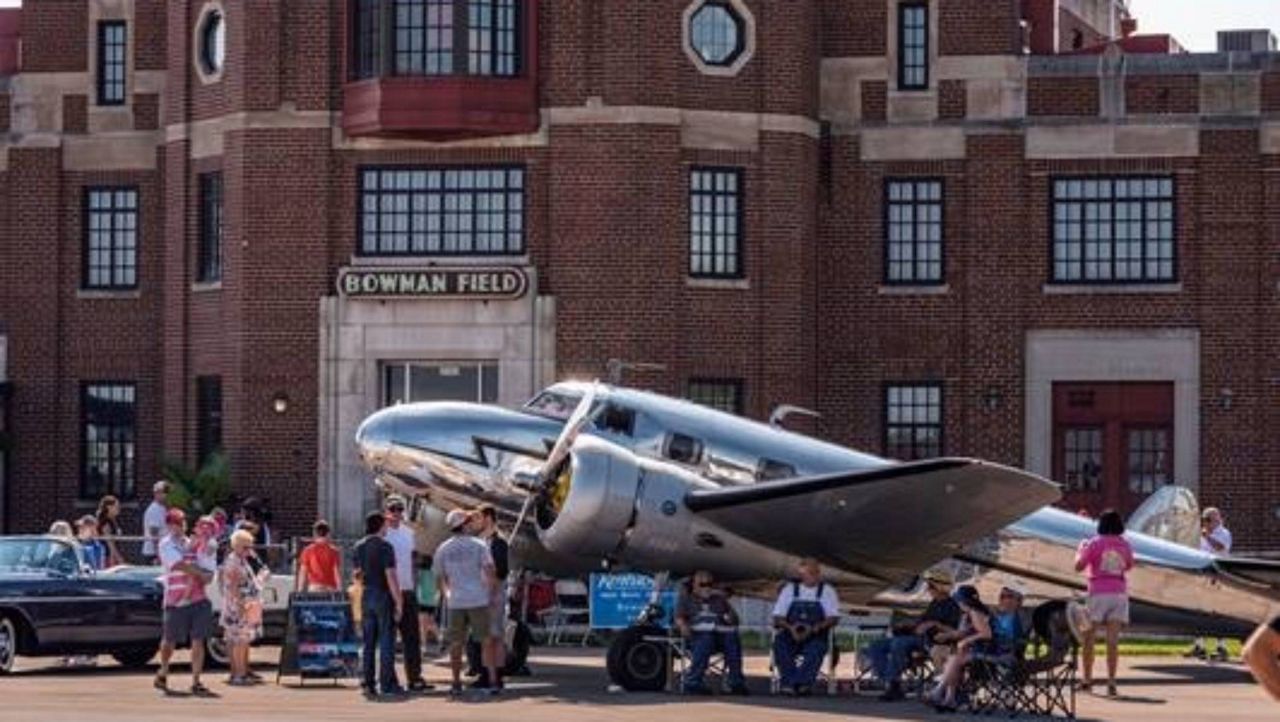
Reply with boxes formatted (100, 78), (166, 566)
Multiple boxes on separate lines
(356, 381), (1280, 688)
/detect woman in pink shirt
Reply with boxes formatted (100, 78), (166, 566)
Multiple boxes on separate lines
(1074, 509), (1135, 697)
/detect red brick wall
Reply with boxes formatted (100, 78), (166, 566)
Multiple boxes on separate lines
(1028, 76), (1099, 116)
(17, 0), (86, 72)
(821, 0), (886, 57)
(1126, 75), (1199, 115)
(0, 93), (9, 133)
(862, 80), (887, 122)
(1261, 70), (1280, 113)
(62, 95), (87, 134)
(939, 0), (1019, 56)
(938, 79), (967, 119)
(134, 0), (168, 71)
(133, 94), (160, 131)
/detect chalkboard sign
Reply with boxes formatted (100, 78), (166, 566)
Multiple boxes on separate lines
(588, 573), (678, 630)
(277, 591), (360, 682)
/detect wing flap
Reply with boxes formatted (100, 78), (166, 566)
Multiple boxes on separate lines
(686, 458), (1061, 588)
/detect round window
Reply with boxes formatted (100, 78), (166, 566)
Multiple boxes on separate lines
(198, 8), (226, 76)
(689, 2), (744, 67)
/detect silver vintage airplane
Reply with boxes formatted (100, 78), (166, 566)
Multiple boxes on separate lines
(355, 380), (1280, 688)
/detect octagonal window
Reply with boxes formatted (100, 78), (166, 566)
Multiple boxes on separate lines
(689, 1), (743, 67)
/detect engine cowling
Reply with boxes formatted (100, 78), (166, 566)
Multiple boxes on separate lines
(536, 436), (642, 560)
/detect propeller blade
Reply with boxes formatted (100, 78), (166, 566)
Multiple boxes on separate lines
(537, 384), (599, 486)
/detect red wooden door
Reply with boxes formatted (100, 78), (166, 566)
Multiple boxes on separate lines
(1052, 382), (1174, 516)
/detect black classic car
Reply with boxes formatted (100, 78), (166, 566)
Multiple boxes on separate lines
(0, 536), (163, 673)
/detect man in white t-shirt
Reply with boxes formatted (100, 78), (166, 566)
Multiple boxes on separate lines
(155, 508), (216, 695)
(1189, 507), (1234, 660)
(383, 495), (429, 691)
(770, 558), (840, 696)
(141, 481), (169, 563)
(435, 509), (497, 696)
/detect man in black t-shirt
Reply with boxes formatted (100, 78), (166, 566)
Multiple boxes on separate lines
(471, 506), (509, 690)
(1244, 615), (1280, 702)
(352, 511), (404, 698)
(861, 568), (961, 702)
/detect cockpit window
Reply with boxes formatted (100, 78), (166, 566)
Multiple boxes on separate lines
(595, 403), (635, 436)
(756, 458), (797, 482)
(522, 391), (584, 421)
(664, 433), (704, 466)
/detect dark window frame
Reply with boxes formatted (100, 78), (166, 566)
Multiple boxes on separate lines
(687, 378), (744, 416)
(688, 0), (745, 68)
(357, 165), (527, 257)
(198, 7), (225, 76)
(883, 381), (944, 461)
(197, 172), (223, 283)
(354, 0), (522, 80)
(883, 177), (945, 285)
(83, 186), (140, 291)
(1049, 175), (1178, 285)
(689, 166), (745, 279)
(897, 1), (929, 91)
(96, 21), (128, 106)
(80, 381), (137, 501)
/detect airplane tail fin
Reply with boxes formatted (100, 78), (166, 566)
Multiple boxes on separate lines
(1127, 486), (1200, 548)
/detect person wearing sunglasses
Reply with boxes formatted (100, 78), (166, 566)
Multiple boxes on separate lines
(675, 570), (748, 696)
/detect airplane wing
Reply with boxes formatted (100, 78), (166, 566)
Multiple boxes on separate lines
(1214, 556), (1280, 590)
(685, 458), (1062, 588)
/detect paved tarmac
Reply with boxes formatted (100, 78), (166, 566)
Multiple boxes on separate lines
(0, 647), (1270, 722)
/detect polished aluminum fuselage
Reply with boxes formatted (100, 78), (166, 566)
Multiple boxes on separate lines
(356, 382), (1279, 633)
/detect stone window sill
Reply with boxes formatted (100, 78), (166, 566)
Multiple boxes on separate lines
(686, 277), (750, 290)
(76, 289), (141, 300)
(1043, 283), (1183, 295)
(878, 284), (949, 296)
(192, 281), (223, 293)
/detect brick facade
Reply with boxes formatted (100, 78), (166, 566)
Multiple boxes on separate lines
(1, 1), (1278, 551)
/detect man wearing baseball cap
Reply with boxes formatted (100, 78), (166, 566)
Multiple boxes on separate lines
(155, 508), (216, 696)
(141, 480), (170, 562)
(861, 568), (961, 702)
(434, 508), (498, 696)
(382, 494), (429, 691)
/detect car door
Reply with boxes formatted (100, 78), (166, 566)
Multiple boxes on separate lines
(84, 574), (163, 645)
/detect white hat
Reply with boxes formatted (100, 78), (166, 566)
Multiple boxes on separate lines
(153, 480), (170, 493)
(445, 509), (470, 531)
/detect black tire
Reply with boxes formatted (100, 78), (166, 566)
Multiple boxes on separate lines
(111, 644), (158, 668)
(204, 632), (229, 669)
(0, 615), (17, 674)
(605, 626), (668, 692)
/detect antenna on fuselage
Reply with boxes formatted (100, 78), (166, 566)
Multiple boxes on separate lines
(769, 404), (822, 429)
(605, 359), (668, 385)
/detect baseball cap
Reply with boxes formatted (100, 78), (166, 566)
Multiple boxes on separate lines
(923, 568), (954, 589)
(384, 494), (407, 512)
(445, 509), (470, 531)
(153, 480), (170, 494)
(164, 508), (186, 526)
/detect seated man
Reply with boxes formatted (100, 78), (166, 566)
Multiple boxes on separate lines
(675, 570), (748, 696)
(771, 558), (840, 696)
(861, 568), (960, 701)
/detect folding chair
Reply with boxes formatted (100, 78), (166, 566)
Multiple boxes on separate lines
(958, 602), (1078, 719)
(769, 627), (839, 695)
(537, 579), (592, 646)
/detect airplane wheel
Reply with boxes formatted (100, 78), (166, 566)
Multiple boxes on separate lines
(204, 632), (229, 668)
(605, 626), (667, 692)
(0, 616), (17, 674)
(111, 644), (158, 668)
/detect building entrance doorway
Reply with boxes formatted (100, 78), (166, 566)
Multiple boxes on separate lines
(1052, 382), (1174, 517)
(382, 361), (499, 407)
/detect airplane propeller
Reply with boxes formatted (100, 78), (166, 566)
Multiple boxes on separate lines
(507, 383), (600, 543)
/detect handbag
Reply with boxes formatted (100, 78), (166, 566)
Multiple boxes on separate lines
(244, 597), (264, 626)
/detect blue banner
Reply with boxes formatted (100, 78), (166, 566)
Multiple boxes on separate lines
(588, 573), (678, 630)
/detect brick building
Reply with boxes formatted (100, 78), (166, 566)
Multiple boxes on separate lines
(0, 1), (1277, 550)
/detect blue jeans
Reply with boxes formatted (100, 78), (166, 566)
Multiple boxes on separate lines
(773, 631), (828, 688)
(361, 589), (399, 692)
(863, 635), (925, 684)
(683, 631), (745, 690)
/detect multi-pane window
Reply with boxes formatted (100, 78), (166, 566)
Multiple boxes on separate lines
(197, 172), (223, 283)
(359, 167), (525, 255)
(1052, 177), (1176, 283)
(689, 1), (745, 67)
(355, 0), (520, 79)
(885, 179), (943, 284)
(97, 21), (127, 106)
(688, 379), (743, 415)
(885, 384), (942, 460)
(1062, 427), (1103, 492)
(898, 2), (928, 90)
(383, 362), (499, 405)
(1127, 427), (1170, 495)
(84, 188), (139, 290)
(196, 376), (223, 465)
(690, 168), (742, 278)
(81, 383), (136, 500)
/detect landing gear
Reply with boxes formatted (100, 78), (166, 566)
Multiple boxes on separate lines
(605, 625), (669, 692)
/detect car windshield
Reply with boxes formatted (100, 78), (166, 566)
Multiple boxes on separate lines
(522, 390), (584, 421)
(0, 538), (81, 576)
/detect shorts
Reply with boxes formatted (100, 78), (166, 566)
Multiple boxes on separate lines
(488, 581), (508, 638)
(446, 606), (491, 645)
(1087, 593), (1130, 625)
(163, 600), (213, 645)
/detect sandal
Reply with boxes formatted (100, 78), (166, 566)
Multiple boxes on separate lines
(153, 673), (167, 692)
(191, 681), (213, 696)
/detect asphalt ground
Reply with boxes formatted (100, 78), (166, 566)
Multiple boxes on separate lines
(0, 646), (1271, 722)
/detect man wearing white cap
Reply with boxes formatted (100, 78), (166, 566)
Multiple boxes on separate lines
(434, 509), (497, 696)
(141, 480), (169, 563)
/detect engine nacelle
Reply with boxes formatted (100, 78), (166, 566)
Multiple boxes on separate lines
(536, 436), (642, 560)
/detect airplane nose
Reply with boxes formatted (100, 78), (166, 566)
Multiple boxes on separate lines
(355, 408), (395, 470)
